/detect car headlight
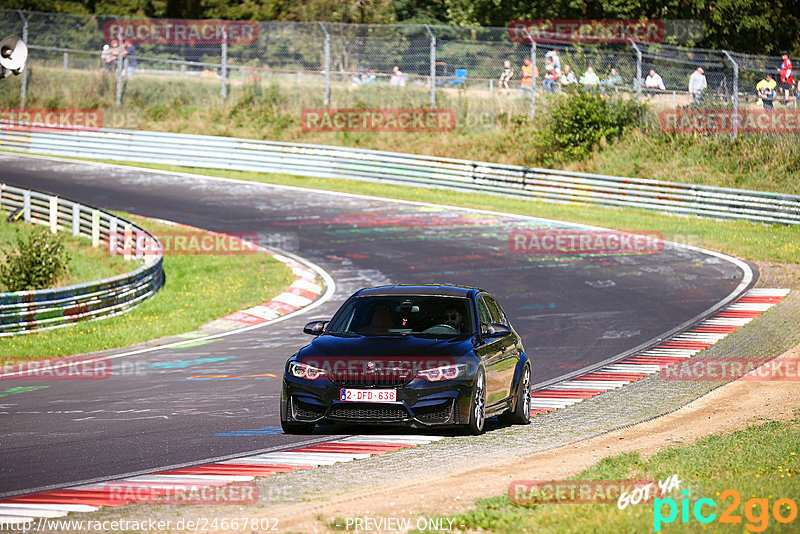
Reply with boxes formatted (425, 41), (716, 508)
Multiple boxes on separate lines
(417, 363), (468, 381)
(288, 362), (327, 380)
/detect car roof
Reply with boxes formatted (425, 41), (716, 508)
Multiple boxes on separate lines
(351, 284), (483, 298)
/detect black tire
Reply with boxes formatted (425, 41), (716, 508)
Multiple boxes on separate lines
(501, 364), (531, 425)
(281, 420), (316, 434)
(465, 367), (487, 435)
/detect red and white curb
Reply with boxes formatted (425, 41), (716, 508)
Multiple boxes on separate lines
(529, 288), (791, 415)
(0, 436), (442, 524)
(143, 218), (326, 331)
(207, 252), (323, 329)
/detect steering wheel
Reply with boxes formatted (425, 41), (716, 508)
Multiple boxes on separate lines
(423, 323), (459, 333)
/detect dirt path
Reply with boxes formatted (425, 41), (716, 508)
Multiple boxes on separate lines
(261, 344), (800, 533)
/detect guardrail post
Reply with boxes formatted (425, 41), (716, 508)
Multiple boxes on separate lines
(109, 218), (118, 252)
(318, 22), (330, 106)
(123, 224), (132, 260)
(49, 197), (58, 234)
(63, 51), (68, 73)
(72, 203), (80, 236)
(221, 24), (228, 100)
(722, 50), (739, 140)
(23, 190), (30, 222)
(17, 11), (28, 106)
(91, 209), (100, 247)
(424, 25), (436, 109)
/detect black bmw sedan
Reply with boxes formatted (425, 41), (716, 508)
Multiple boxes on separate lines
(280, 285), (531, 435)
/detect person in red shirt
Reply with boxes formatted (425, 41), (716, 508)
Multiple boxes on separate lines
(779, 51), (793, 103)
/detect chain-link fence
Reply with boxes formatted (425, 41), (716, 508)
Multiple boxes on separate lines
(0, 9), (795, 135)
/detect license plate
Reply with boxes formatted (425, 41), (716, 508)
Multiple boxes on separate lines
(340, 388), (397, 402)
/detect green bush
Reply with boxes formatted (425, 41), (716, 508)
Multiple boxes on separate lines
(534, 88), (641, 165)
(0, 226), (71, 292)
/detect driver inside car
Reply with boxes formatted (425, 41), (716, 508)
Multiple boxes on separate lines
(442, 307), (462, 331)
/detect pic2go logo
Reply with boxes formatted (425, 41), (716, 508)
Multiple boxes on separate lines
(654, 489), (799, 532)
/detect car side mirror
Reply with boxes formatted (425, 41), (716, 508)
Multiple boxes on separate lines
(484, 322), (510, 337)
(303, 320), (327, 335)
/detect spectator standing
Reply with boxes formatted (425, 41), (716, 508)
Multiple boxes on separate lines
(580, 66), (600, 90)
(520, 58), (534, 97)
(101, 44), (112, 71)
(645, 69), (665, 92)
(688, 67), (707, 104)
(498, 60), (514, 93)
(756, 73), (777, 110)
(123, 38), (137, 79)
(389, 66), (406, 87)
(543, 57), (557, 92)
(545, 49), (561, 73)
(779, 51), (793, 103)
(560, 64), (577, 86)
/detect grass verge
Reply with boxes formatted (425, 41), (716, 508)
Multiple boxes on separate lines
(0, 213), (295, 362)
(0, 218), (131, 291)
(424, 416), (800, 533)
(85, 160), (800, 266)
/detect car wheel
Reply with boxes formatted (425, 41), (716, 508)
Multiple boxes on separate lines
(466, 367), (486, 435)
(501, 364), (531, 425)
(281, 419), (316, 434)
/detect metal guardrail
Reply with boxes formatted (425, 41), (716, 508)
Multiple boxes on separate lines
(0, 183), (163, 336)
(1, 127), (799, 225)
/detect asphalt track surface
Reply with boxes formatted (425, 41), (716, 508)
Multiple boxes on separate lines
(0, 154), (751, 496)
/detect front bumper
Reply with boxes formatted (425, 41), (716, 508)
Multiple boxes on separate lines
(281, 375), (475, 428)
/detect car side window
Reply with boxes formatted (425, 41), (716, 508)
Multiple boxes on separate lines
(477, 296), (493, 333)
(484, 296), (507, 326)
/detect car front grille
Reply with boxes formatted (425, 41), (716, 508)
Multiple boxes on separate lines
(328, 403), (409, 421)
(329, 367), (414, 387)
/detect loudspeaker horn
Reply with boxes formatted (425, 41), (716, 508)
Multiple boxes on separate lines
(0, 36), (28, 77)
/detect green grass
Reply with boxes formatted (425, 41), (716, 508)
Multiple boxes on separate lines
(423, 416), (800, 533)
(90, 161), (800, 267)
(0, 218), (131, 291)
(0, 213), (295, 361)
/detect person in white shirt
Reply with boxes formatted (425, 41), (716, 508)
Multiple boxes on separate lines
(389, 66), (406, 87)
(688, 67), (707, 104)
(560, 65), (577, 86)
(545, 49), (561, 73)
(645, 69), (665, 92)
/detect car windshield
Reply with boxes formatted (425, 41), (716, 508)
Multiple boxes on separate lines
(327, 296), (475, 337)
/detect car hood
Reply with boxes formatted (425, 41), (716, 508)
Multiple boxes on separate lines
(296, 334), (474, 361)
